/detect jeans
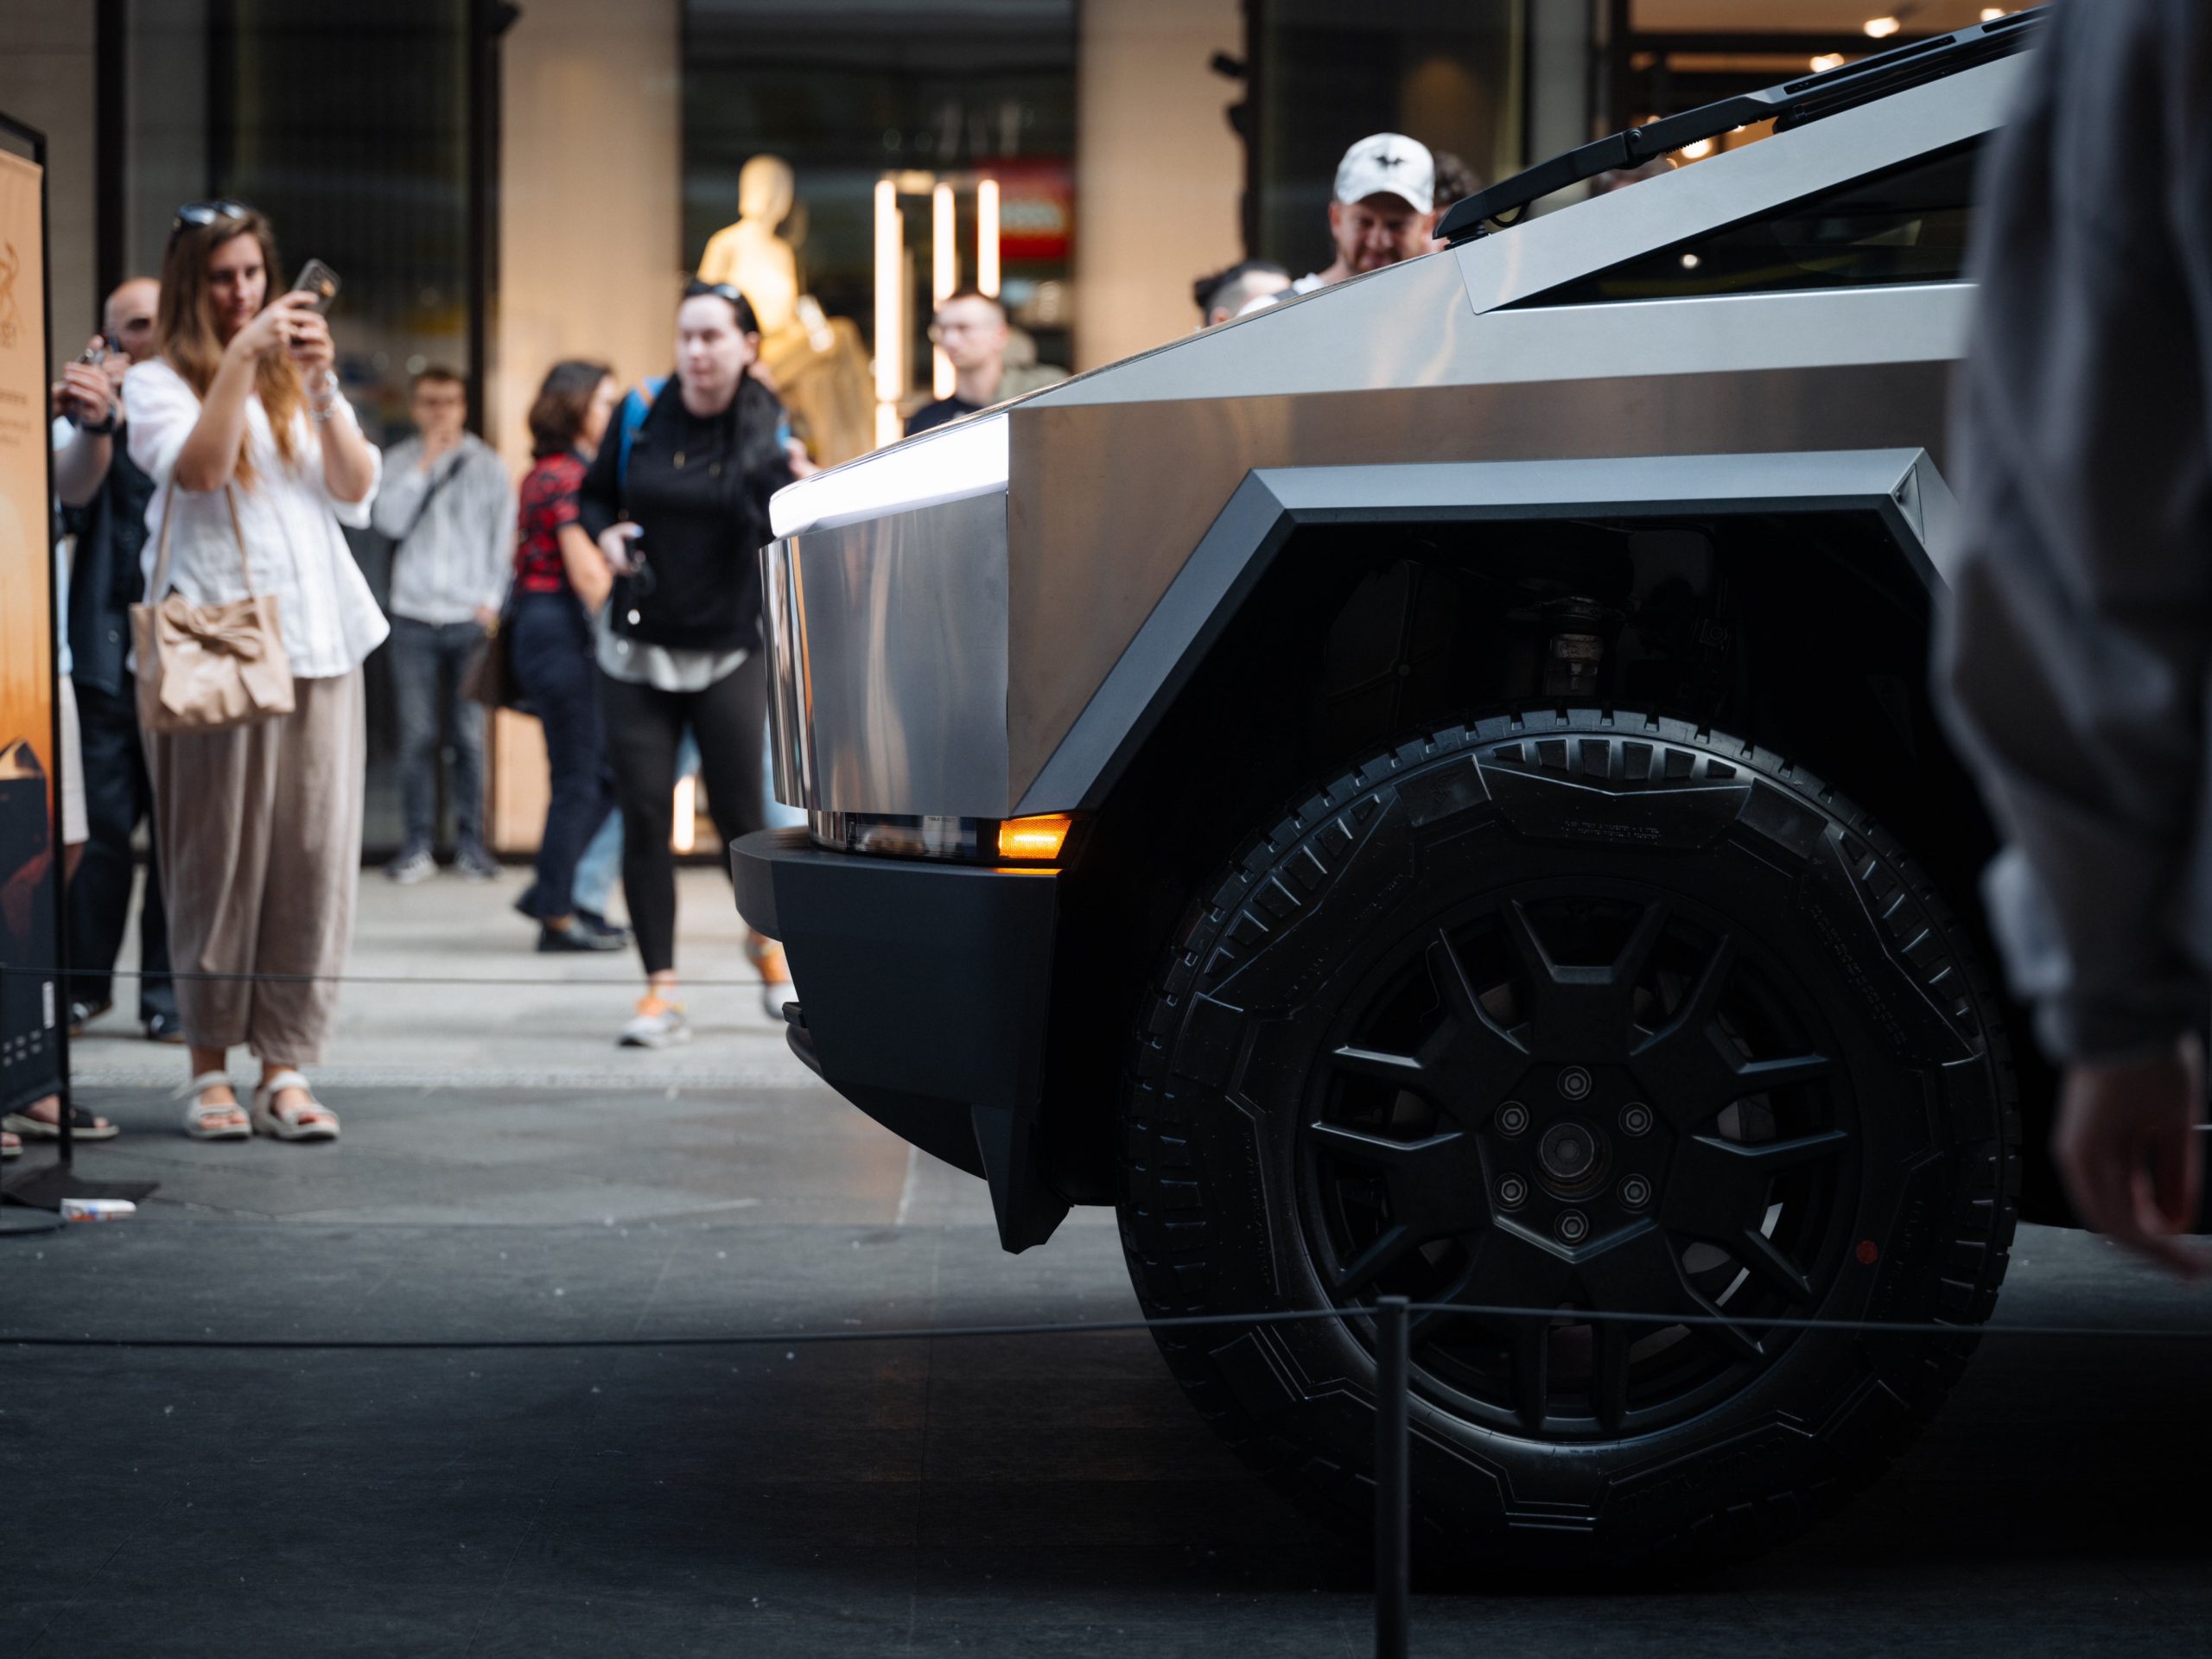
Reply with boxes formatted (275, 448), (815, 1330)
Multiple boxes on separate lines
(571, 728), (696, 918)
(601, 659), (766, 976)
(509, 593), (611, 924)
(66, 676), (175, 1020)
(388, 614), (487, 855)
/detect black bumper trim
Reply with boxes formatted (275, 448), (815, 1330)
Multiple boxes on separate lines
(732, 829), (1070, 1251)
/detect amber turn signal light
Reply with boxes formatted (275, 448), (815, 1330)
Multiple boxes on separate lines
(997, 814), (1072, 861)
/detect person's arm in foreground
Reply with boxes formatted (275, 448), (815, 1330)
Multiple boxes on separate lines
(1936, 2), (2209, 1274)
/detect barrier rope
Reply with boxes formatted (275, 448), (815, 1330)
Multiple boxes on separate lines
(6, 1300), (2209, 1352)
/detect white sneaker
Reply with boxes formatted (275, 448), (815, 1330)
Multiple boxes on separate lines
(619, 1001), (691, 1049)
(385, 848), (435, 884)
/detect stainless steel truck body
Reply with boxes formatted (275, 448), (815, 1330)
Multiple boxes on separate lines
(737, 15), (2046, 1571)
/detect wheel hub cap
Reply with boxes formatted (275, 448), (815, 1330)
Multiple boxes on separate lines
(1536, 1118), (1603, 1188)
(1306, 886), (1853, 1439)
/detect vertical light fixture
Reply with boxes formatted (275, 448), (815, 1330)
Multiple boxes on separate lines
(931, 181), (957, 399)
(671, 776), (697, 855)
(976, 177), (1001, 299)
(873, 177), (903, 446)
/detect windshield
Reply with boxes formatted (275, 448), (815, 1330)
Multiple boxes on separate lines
(1518, 139), (1983, 307)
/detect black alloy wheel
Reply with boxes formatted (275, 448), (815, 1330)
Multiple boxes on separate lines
(1118, 709), (2018, 1573)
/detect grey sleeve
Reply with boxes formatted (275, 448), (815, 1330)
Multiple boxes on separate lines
(479, 450), (518, 609)
(1936, 1), (2212, 1061)
(370, 438), (428, 538)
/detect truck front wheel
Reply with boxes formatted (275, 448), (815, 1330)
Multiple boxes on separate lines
(1117, 708), (2018, 1573)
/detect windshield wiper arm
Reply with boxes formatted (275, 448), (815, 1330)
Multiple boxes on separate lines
(1437, 10), (2045, 245)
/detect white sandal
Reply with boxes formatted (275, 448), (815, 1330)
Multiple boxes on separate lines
(177, 1071), (249, 1141)
(251, 1069), (340, 1141)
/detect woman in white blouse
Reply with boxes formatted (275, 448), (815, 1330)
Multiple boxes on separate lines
(124, 201), (385, 1142)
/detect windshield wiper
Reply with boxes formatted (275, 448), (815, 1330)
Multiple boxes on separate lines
(1438, 9), (2044, 245)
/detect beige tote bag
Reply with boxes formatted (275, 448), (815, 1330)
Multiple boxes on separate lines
(131, 482), (296, 735)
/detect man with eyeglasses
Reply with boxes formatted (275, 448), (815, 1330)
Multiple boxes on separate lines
(371, 365), (515, 885)
(906, 289), (1012, 436)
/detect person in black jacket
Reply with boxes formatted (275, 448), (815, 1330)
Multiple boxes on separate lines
(56, 277), (180, 1044)
(579, 280), (794, 1048)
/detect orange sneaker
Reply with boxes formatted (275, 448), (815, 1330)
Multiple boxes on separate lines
(619, 993), (690, 1049)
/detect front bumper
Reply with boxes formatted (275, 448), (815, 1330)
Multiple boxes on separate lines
(732, 829), (1070, 1250)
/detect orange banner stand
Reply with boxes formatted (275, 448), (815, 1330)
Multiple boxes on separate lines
(0, 126), (66, 1131)
(0, 111), (144, 1221)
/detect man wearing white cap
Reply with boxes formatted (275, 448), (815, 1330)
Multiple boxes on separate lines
(1291, 133), (1439, 294)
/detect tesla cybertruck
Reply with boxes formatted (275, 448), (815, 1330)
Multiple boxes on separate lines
(738, 13), (2051, 1571)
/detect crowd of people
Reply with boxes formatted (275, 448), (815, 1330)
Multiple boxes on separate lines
(5, 204), (806, 1159)
(3, 126), (1472, 1161)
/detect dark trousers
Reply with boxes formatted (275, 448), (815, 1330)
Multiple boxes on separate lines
(389, 615), (487, 855)
(67, 677), (175, 1020)
(601, 656), (766, 976)
(510, 592), (613, 922)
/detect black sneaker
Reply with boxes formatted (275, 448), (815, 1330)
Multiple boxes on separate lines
(576, 908), (632, 946)
(67, 998), (113, 1036)
(513, 883), (541, 921)
(537, 921), (624, 953)
(143, 1010), (188, 1045)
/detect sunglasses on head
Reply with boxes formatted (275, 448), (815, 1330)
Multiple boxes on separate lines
(169, 200), (251, 245)
(686, 281), (753, 320)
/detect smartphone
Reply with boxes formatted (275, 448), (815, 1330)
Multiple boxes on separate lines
(293, 258), (340, 312)
(76, 339), (108, 366)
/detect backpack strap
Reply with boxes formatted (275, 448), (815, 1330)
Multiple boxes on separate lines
(614, 375), (669, 499)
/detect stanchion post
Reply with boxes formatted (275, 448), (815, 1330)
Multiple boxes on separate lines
(1375, 1293), (1410, 1659)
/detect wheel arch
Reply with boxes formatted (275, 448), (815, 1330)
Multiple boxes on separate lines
(1029, 451), (2062, 1222)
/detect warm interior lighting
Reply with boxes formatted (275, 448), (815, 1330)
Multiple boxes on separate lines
(1678, 137), (1713, 160)
(931, 182), (957, 398)
(931, 183), (957, 302)
(1979, 6), (2006, 18)
(671, 775), (697, 855)
(997, 814), (1072, 861)
(976, 178), (1001, 298)
(1861, 15), (1901, 38)
(873, 178), (900, 408)
(1810, 52), (1847, 71)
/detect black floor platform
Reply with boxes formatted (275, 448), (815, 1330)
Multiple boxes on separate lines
(3, 1084), (2209, 1656)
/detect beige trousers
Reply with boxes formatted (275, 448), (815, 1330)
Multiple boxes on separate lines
(147, 670), (365, 1065)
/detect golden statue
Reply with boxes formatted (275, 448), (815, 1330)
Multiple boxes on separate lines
(699, 156), (875, 466)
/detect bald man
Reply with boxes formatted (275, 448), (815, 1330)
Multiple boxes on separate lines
(52, 276), (180, 1048)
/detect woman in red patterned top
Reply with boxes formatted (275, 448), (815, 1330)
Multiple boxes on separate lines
(508, 359), (622, 950)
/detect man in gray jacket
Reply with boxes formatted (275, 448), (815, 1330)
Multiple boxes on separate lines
(1940, 0), (2209, 1275)
(372, 365), (515, 882)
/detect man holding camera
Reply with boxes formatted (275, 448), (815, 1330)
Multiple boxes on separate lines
(51, 276), (180, 1047)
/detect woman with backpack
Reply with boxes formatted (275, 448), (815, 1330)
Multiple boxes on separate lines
(578, 281), (795, 1047)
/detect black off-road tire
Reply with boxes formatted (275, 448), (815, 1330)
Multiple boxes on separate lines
(1117, 708), (2019, 1573)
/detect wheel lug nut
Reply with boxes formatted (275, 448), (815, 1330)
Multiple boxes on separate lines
(1619, 1103), (1652, 1136)
(1497, 1103), (1530, 1136)
(1619, 1175), (1652, 1209)
(1558, 1066), (1592, 1102)
(1555, 1209), (1590, 1244)
(1496, 1173), (1529, 1209)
